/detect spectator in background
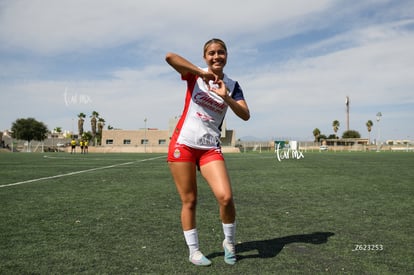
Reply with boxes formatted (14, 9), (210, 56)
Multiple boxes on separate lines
(70, 138), (76, 154)
(80, 140), (84, 154)
(84, 140), (89, 154)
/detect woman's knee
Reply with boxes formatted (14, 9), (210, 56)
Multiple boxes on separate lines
(217, 193), (234, 207)
(181, 196), (197, 210)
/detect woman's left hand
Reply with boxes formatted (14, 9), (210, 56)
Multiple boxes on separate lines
(211, 80), (250, 121)
(211, 80), (229, 100)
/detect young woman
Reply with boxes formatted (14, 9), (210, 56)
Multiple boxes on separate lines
(166, 38), (250, 266)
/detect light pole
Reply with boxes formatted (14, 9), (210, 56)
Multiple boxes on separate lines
(71, 118), (74, 139)
(9, 131), (14, 153)
(144, 118), (147, 153)
(376, 112), (382, 152)
(345, 96), (350, 131)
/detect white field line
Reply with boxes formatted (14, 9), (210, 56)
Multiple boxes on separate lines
(42, 155), (138, 161)
(0, 155), (165, 188)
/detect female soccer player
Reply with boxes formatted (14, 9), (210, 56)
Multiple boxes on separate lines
(165, 38), (250, 266)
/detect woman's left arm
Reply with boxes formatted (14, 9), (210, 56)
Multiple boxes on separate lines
(225, 98), (250, 121)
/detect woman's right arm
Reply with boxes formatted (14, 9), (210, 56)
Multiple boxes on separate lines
(165, 52), (217, 84)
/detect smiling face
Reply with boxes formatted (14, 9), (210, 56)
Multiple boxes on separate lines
(203, 39), (227, 77)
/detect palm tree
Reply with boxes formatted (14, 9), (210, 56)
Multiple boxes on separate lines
(90, 111), (99, 145)
(332, 120), (340, 139)
(366, 120), (374, 144)
(313, 128), (321, 143)
(77, 113), (86, 136)
(97, 117), (105, 145)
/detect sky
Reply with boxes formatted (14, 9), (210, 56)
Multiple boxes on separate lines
(1, 0), (413, 142)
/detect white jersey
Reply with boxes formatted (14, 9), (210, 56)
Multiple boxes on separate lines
(172, 68), (245, 149)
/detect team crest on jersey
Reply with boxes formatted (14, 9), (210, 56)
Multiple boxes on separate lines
(174, 148), (181, 158)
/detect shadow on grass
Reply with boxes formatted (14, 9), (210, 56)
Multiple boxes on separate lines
(207, 232), (335, 261)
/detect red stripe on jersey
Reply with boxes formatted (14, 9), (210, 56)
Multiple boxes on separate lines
(171, 73), (198, 142)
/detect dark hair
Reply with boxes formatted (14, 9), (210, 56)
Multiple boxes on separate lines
(203, 38), (227, 57)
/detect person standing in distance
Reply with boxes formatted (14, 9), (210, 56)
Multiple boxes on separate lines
(165, 38), (250, 266)
(70, 138), (76, 154)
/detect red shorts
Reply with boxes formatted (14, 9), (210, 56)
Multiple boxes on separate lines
(167, 143), (224, 167)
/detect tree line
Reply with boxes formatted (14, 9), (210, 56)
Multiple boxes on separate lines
(8, 115), (376, 148)
(312, 119), (375, 143)
(9, 110), (108, 147)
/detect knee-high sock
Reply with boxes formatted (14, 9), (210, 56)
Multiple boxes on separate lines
(183, 228), (199, 256)
(222, 223), (236, 244)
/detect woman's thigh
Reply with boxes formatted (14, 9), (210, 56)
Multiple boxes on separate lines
(200, 160), (232, 199)
(169, 161), (198, 201)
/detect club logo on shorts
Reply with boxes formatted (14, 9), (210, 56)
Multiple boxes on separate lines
(174, 148), (181, 158)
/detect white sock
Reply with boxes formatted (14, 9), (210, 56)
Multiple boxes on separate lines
(183, 229), (199, 257)
(222, 222), (236, 244)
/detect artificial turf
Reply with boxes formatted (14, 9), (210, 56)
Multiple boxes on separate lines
(0, 151), (413, 274)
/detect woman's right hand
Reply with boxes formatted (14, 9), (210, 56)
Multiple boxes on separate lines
(199, 70), (218, 90)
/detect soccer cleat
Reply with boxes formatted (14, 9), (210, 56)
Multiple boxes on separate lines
(223, 240), (236, 265)
(189, 250), (212, 266)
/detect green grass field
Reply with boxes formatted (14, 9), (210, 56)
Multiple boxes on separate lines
(0, 151), (413, 274)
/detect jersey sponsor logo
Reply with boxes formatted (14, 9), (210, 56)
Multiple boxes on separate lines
(194, 92), (226, 114)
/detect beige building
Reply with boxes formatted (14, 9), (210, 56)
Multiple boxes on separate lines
(100, 129), (169, 153)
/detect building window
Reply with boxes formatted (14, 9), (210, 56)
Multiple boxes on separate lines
(106, 139), (113, 145)
(158, 139), (166, 145)
(141, 139), (148, 145)
(123, 139), (131, 145)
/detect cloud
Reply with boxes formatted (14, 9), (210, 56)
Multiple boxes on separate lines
(0, 0), (331, 55)
(238, 19), (414, 139)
